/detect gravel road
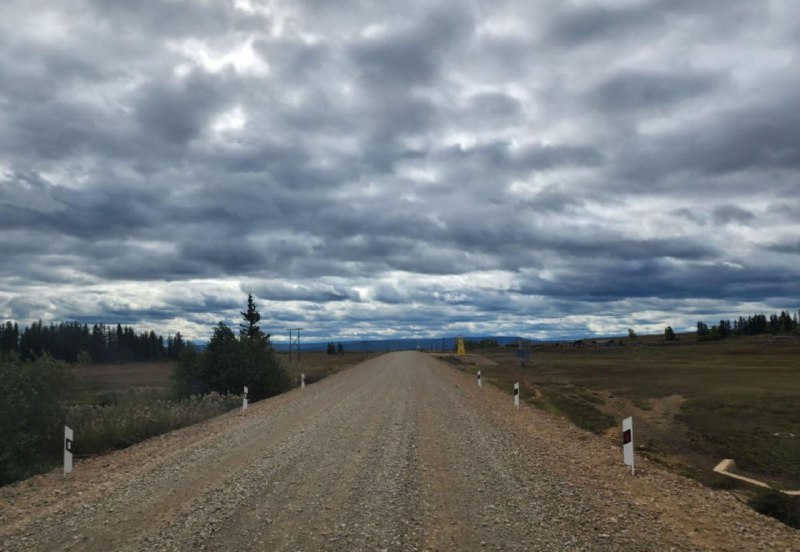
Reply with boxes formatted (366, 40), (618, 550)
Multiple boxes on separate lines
(1, 352), (798, 551)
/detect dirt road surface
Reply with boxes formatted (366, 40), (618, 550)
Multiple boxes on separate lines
(1, 352), (798, 551)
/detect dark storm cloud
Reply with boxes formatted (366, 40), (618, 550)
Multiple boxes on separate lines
(1, 0), (798, 339)
(517, 259), (795, 303)
(547, 3), (657, 45)
(134, 71), (232, 145)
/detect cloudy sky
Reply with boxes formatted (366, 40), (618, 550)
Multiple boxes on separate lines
(1, 0), (798, 342)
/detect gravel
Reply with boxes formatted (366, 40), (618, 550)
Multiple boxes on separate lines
(1, 351), (798, 551)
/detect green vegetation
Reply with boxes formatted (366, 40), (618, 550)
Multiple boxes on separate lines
(326, 342), (344, 354)
(0, 354), (241, 486)
(171, 294), (289, 401)
(465, 338), (499, 350)
(698, 310), (799, 341)
(0, 295), (292, 486)
(66, 389), (239, 456)
(546, 391), (615, 433)
(681, 394), (800, 481)
(0, 319), (187, 364)
(0, 354), (78, 485)
(748, 489), (800, 528)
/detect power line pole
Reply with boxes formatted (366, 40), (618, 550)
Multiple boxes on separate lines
(287, 328), (303, 362)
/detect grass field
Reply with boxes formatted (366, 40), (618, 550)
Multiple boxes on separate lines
(72, 351), (376, 393)
(452, 334), (800, 490)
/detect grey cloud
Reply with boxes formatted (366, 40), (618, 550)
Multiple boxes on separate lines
(247, 282), (356, 303)
(712, 205), (755, 225)
(547, 4), (657, 46)
(0, 0), (798, 340)
(588, 71), (722, 113)
(349, 7), (473, 89)
(134, 71), (231, 145)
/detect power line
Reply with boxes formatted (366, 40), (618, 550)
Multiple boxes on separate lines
(287, 328), (303, 363)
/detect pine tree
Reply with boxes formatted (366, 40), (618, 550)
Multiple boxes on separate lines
(240, 293), (268, 341)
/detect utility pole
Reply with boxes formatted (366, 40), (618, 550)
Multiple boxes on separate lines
(287, 328), (303, 362)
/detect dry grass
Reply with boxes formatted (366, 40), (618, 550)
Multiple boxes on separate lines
(278, 351), (379, 386)
(72, 362), (174, 390)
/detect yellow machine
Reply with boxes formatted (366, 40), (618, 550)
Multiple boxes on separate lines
(456, 336), (466, 356)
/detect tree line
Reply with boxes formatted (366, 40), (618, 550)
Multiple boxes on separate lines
(0, 320), (186, 363)
(697, 310), (799, 340)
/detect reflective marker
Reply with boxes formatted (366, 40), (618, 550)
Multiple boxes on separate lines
(301, 373), (306, 389)
(513, 382), (520, 409)
(243, 385), (249, 412)
(477, 370), (482, 388)
(64, 426), (73, 476)
(622, 416), (634, 475)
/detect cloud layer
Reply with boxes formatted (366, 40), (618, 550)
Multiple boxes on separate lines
(1, 0), (798, 341)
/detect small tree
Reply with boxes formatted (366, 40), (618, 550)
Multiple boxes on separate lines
(628, 328), (637, 339)
(337, 342), (343, 354)
(664, 326), (676, 341)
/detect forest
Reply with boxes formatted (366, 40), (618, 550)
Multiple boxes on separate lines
(0, 320), (186, 363)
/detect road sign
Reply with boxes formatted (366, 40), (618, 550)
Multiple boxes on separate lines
(513, 382), (519, 409)
(64, 426), (73, 476)
(622, 416), (634, 475)
(243, 386), (249, 411)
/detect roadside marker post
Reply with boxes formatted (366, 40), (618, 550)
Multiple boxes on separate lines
(64, 426), (73, 476)
(514, 382), (520, 409)
(243, 386), (249, 412)
(301, 373), (306, 389)
(622, 416), (634, 475)
(477, 370), (482, 388)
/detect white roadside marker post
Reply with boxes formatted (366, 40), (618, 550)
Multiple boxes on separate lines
(301, 373), (306, 389)
(622, 416), (634, 475)
(477, 370), (482, 387)
(243, 386), (249, 412)
(513, 382), (520, 409)
(64, 426), (73, 477)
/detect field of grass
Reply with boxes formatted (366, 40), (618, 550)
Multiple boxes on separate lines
(73, 352), (376, 392)
(73, 362), (175, 391)
(459, 334), (800, 489)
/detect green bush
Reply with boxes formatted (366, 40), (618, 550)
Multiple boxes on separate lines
(171, 322), (289, 402)
(748, 489), (800, 528)
(0, 355), (78, 485)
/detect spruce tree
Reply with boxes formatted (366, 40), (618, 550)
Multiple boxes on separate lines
(240, 293), (268, 341)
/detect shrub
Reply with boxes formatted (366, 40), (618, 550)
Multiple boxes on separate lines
(0, 355), (78, 485)
(748, 489), (800, 528)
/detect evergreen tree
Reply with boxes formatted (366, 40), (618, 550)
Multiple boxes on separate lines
(240, 293), (268, 341)
(172, 295), (289, 401)
(664, 326), (676, 341)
